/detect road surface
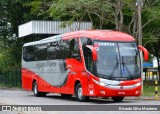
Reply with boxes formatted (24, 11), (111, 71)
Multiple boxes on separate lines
(0, 88), (159, 114)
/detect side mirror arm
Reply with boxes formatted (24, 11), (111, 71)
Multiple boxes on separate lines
(86, 45), (97, 61)
(138, 45), (149, 61)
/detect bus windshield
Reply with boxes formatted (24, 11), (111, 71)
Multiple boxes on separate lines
(94, 41), (140, 80)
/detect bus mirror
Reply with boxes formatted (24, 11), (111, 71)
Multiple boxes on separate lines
(138, 45), (149, 61)
(86, 45), (97, 61)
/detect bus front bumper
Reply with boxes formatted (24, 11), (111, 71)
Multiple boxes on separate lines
(88, 81), (141, 97)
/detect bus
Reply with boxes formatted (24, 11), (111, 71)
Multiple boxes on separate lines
(22, 30), (148, 102)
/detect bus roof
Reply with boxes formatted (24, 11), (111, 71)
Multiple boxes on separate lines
(23, 30), (135, 47)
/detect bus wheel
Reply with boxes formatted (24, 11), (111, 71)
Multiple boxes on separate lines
(33, 81), (46, 97)
(75, 83), (89, 102)
(111, 97), (124, 102)
(61, 94), (72, 98)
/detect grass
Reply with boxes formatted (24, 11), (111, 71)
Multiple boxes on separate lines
(143, 85), (160, 97)
(0, 82), (21, 88)
(0, 83), (6, 88)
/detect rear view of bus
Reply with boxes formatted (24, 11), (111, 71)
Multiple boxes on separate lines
(22, 30), (148, 102)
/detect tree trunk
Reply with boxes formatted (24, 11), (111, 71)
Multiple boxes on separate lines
(119, 0), (123, 31)
(133, 6), (138, 38)
(114, 0), (123, 31)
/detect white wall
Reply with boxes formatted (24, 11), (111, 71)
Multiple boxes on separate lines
(153, 58), (158, 67)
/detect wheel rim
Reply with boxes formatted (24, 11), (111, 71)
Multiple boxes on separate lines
(78, 87), (83, 99)
(34, 83), (38, 94)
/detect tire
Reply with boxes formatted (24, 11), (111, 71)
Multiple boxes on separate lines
(75, 83), (89, 102)
(33, 81), (46, 97)
(111, 96), (124, 102)
(61, 94), (72, 98)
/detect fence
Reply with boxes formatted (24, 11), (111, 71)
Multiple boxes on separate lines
(0, 70), (21, 87)
(143, 68), (159, 81)
(0, 68), (159, 87)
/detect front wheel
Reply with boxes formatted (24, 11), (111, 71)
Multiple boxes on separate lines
(33, 81), (46, 97)
(75, 83), (89, 102)
(111, 96), (124, 102)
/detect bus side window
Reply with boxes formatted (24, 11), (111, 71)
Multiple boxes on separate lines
(36, 44), (47, 61)
(81, 38), (92, 47)
(23, 46), (36, 61)
(23, 47), (27, 61)
(61, 40), (69, 59)
(69, 39), (81, 61)
(80, 38), (94, 73)
(47, 46), (56, 60)
(83, 47), (94, 74)
(47, 40), (70, 60)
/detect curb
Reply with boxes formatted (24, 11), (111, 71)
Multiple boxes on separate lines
(125, 96), (160, 101)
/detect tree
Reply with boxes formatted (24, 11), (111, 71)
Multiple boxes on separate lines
(0, 0), (35, 71)
(0, 0), (160, 76)
(142, 0), (160, 79)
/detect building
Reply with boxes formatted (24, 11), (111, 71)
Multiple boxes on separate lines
(153, 58), (159, 67)
(18, 20), (92, 39)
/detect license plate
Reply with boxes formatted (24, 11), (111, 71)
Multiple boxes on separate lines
(118, 92), (125, 95)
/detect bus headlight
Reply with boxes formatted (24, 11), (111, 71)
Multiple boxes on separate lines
(92, 79), (105, 86)
(134, 82), (141, 87)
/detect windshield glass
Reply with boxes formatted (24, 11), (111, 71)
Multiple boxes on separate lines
(94, 41), (140, 80)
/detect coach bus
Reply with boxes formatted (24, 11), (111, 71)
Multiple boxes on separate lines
(22, 30), (148, 102)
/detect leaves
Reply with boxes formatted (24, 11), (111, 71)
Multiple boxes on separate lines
(0, 0), (160, 72)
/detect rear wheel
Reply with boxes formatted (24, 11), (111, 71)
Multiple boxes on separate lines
(33, 81), (46, 97)
(75, 83), (89, 102)
(111, 96), (124, 102)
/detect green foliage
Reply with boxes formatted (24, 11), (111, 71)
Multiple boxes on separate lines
(0, 0), (160, 73)
(0, 0), (33, 72)
(49, 0), (113, 29)
(142, 3), (160, 64)
(24, 0), (54, 19)
(0, 51), (17, 72)
(25, 1), (43, 15)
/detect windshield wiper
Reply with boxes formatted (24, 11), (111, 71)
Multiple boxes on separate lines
(97, 73), (111, 79)
(115, 54), (119, 70)
(98, 54), (119, 79)
(121, 56), (133, 79)
(122, 56), (125, 71)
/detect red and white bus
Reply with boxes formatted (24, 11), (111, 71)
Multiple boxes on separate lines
(22, 30), (148, 102)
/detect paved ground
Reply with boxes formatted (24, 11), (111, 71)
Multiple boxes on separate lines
(0, 88), (159, 114)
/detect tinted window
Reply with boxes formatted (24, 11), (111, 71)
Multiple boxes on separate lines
(69, 39), (81, 61)
(23, 46), (36, 61)
(81, 38), (92, 47)
(57, 40), (70, 59)
(23, 39), (81, 61)
(81, 38), (94, 73)
(35, 43), (48, 60)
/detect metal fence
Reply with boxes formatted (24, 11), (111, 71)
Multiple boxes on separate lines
(144, 71), (159, 80)
(0, 70), (21, 87)
(143, 68), (159, 81)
